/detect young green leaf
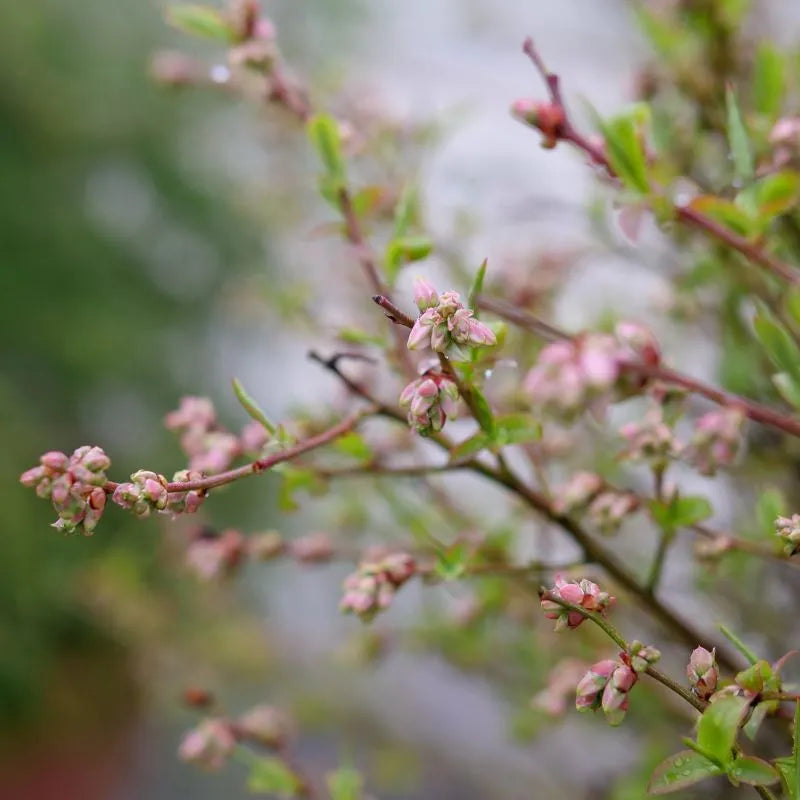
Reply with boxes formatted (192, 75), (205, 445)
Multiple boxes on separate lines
(467, 386), (496, 437)
(696, 695), (749, 767)
(333, 432), (372, 462)
(166, 4), (234, 41)
(450, 432), (490, 461)
(753, 42), (785, 119)
(435, 542), (468, 581)
(326, 767), (364, 800)
(393, 183), (418, 238)
(247, 756), (302, 797)
(753, 305), (800, 382)
(598, 112), (651, 195)
(467, 258), (488, 311)
(648, 750), (723, 795)
(232, 377), (277, 435)
(726, 85), (754, 184)
(493, 413), (542, 446)
(307, 114), (346, 187)
(648, 495), (712, 533)
(773, 372), (800, 411)
(384, 236), (433, 283)
(728, 756), (779, 787)
(688, 195), (756, 238)
(756, 488), (787, 538)
(719, 624), (759, 665)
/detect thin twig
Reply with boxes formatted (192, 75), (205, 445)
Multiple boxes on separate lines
(478, 294), (800, 440)
(520, 37), (800, 286)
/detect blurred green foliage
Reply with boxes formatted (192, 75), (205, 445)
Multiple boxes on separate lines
(0, 0), (260, 740)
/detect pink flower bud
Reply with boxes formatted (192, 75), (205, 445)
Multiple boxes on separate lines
(236, 705), (291, 748)
(407, 310), (437, 351)
(289, 532), (334, 563)
(20, 465), (47, 488)
(627, 641), (661, 673)
(40, 451), (69, 472)
(178, 718), (236, 771)
(687, 647), (718, 700)
(551, 471), (603, 514)
(576, 659), (616, 711)
(413, 277), (439, 312)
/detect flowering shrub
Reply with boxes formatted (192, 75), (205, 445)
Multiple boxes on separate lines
(19, 1), (800, 796)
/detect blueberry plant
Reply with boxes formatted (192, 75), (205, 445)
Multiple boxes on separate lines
(20, 1), (800, 797)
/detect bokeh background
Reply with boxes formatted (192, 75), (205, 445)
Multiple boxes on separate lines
(3, 1), (800, 798)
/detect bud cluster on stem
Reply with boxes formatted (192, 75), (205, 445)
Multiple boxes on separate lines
(20, 447), (110, 534)
(340, 553), (416, 621)
(407, 278), (497, 362)
(540, 575), (615, 631)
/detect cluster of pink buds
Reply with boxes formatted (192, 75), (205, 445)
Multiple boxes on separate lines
(524, 322), (660, 420)
(398, 373), (460, 435)
(179, 718), (237, 771)
(165, 396), (270, 474)
(587, 491), (640, 535)
(684, 407), (745, 476)
(112, 469), (206, 519)
(185, 528), (247, 580)
(227, 0), (277, 71)
(340, 553), (416, 621)
(551, 471), (604, 515)
(540, 575), (615, 631)
(20, 447), (111, 535)
(407, 278), (497, 362)
(687, 646), (719, 700)
(179, 701), (292, 772)
(776, 514), (800, 556)
(550, 473), (638, 534)
(576, 646), (657, 726)
(618, 408), (681, 468)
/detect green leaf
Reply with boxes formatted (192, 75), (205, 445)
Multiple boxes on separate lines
(435, 542), (467, 581)
(598, 111), (651, 195)
(774, 372), (800, 411)
(649, 495), (712, 533)
(247, 756), (302, 797)
(384, 236), (434, 283)
(467, 258), (488, 311)
(753, 42), (785, 119)
(450, 432), (490, 461)
(277, 467), (328, 512)
(467, 386), (496, 437)
(493, 413), (542, 446)
(307, 114), (346, 187)
(392, 183), (418, 238)
(776, 757), (798, 799)
(756, 488), (787, 538)
(795, 699), (800, 800)
(232, 377), (277, 435)
(754, 305), (800, 382)
(737, 170), (800, 225)
(332, 432), (372, 462)
(326, 767), (364, 800)
(336, 326), (386, 347)
(728, 756), (779, 787)
(648, 750), (723, 795)
(696, 695), (749, 767)
(719, 624), (759, 665)
(688, 195), (756, 238)
(773, 702), (800, 797)
(787, 287), (800, 328)
(166, 4), (234, 41)
(726, 85), (754, 184)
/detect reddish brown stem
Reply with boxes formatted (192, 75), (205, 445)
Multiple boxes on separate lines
(105, 409), (370, 496)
